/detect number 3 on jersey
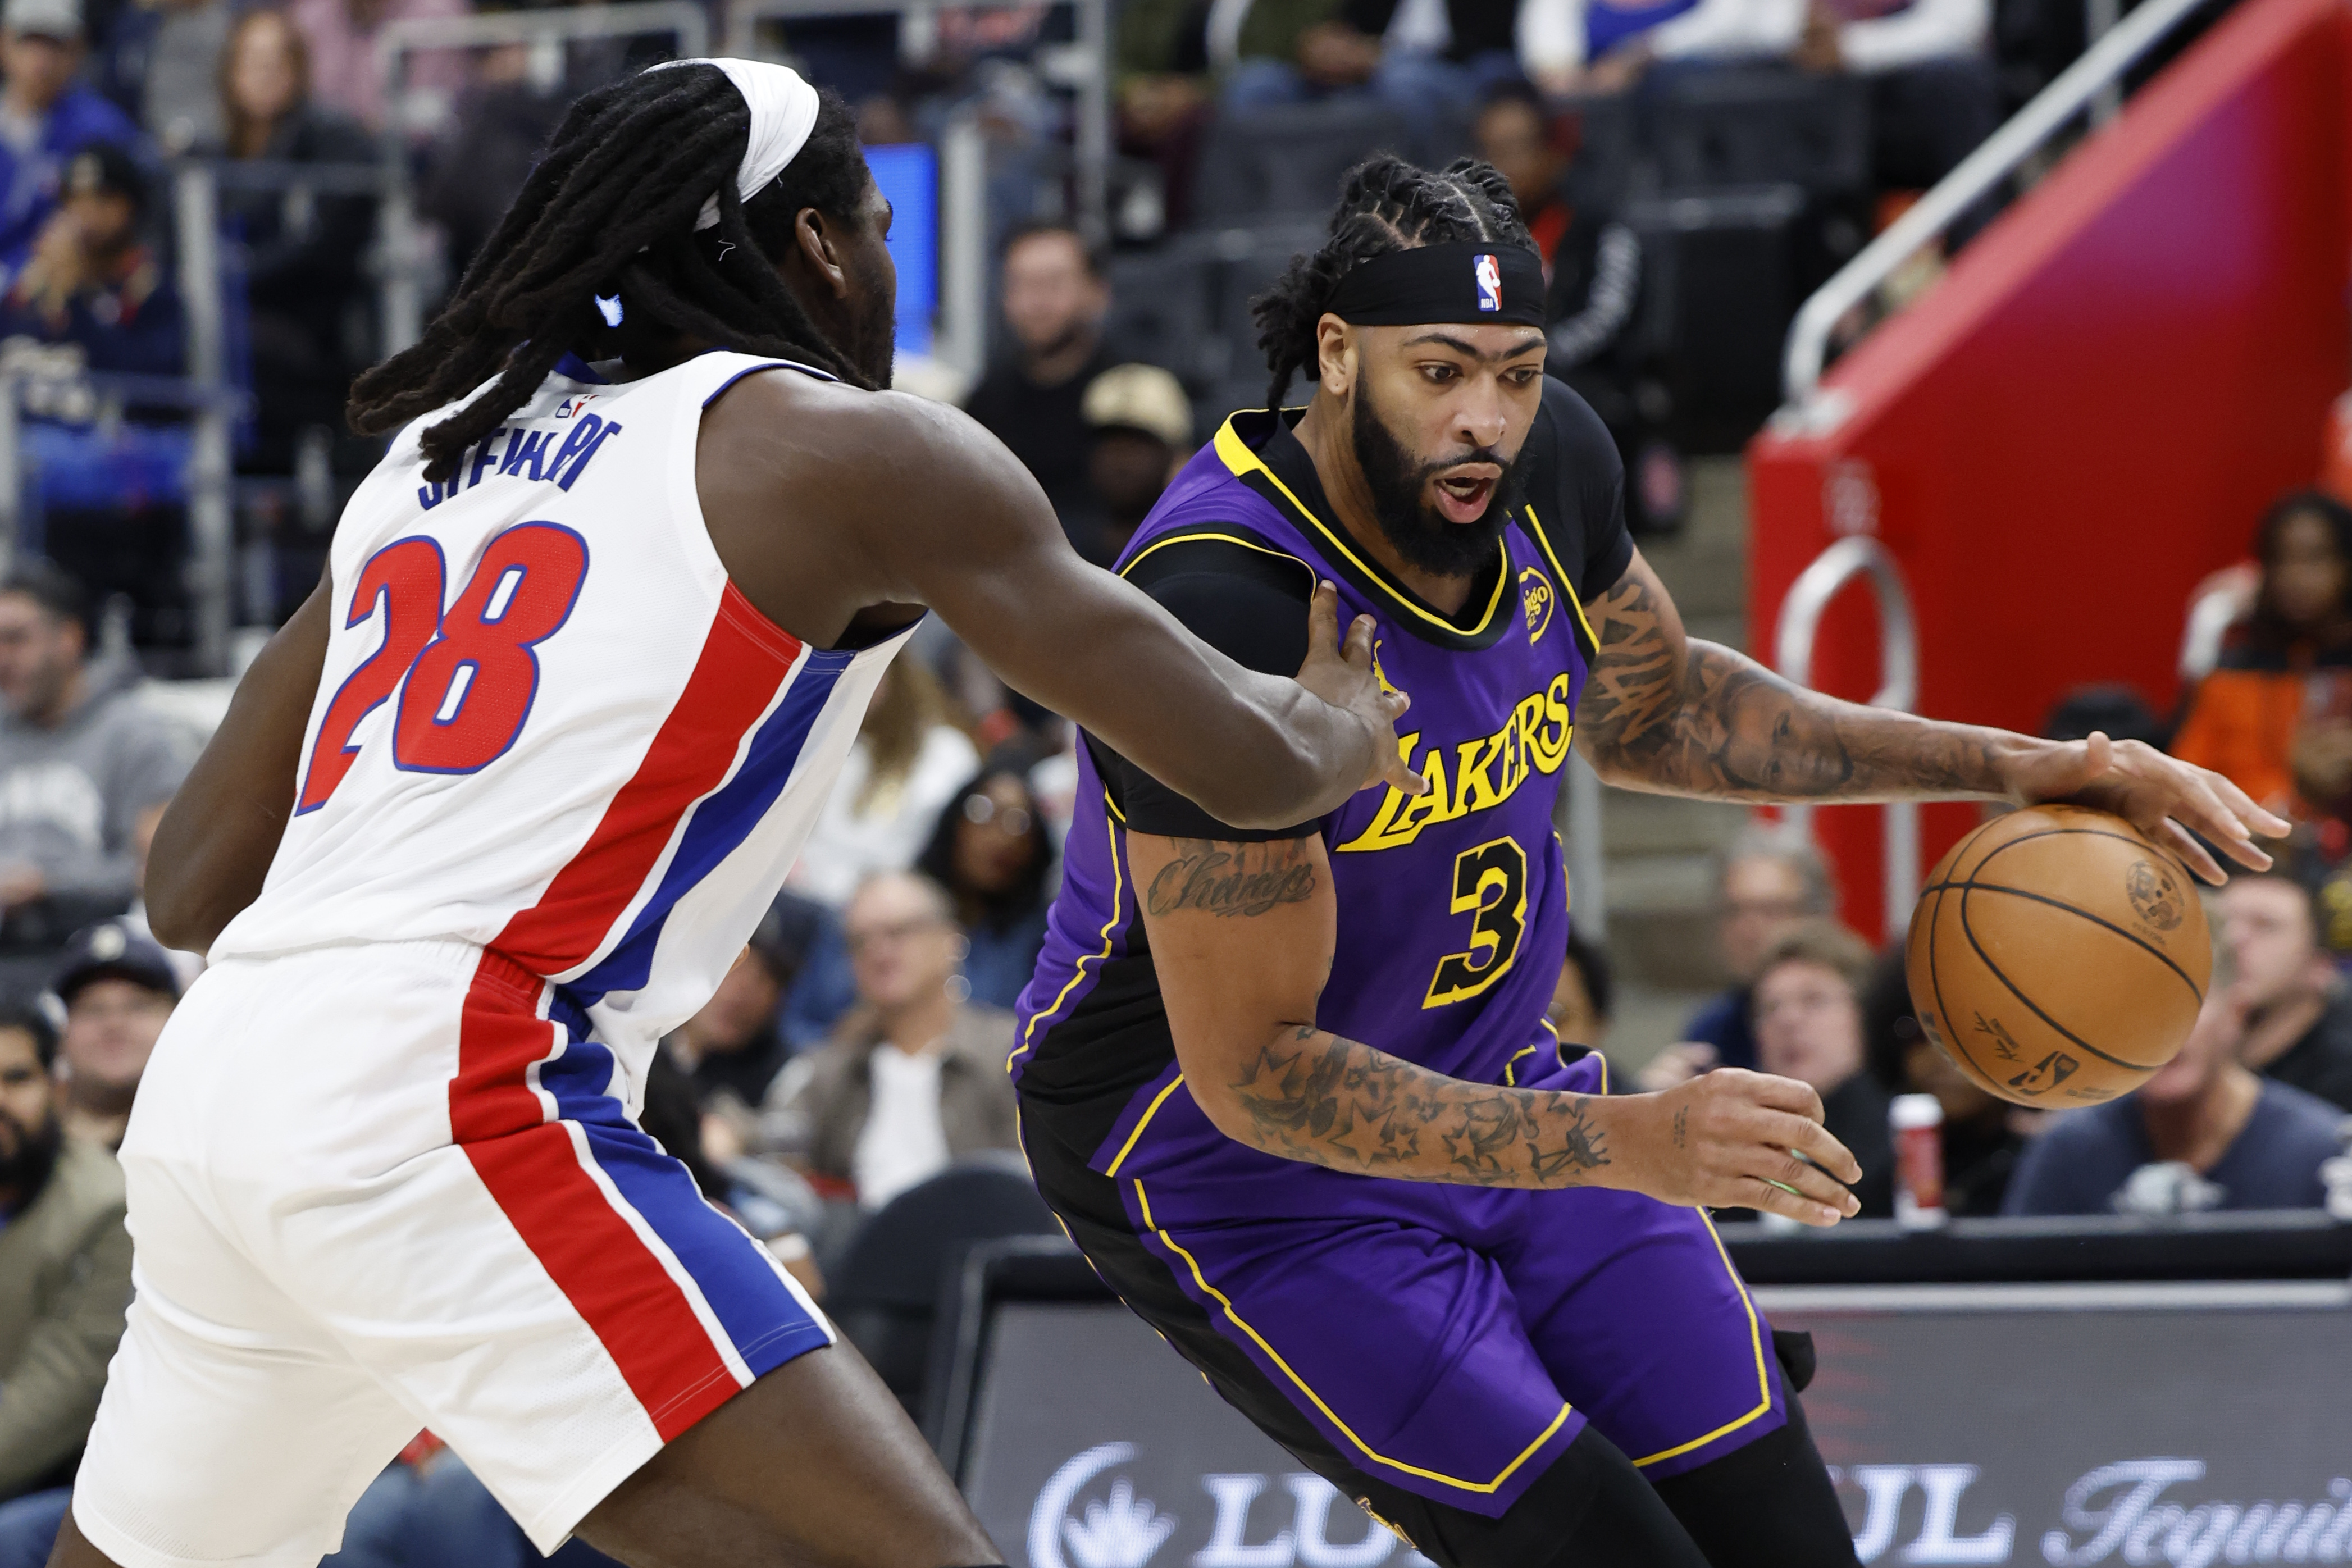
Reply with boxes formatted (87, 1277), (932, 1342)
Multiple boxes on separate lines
(1424, 836), (1528, 1008)
(296, 523), (589, 813)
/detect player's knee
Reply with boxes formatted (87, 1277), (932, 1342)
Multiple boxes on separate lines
(1647, 1375), (1861, 1568)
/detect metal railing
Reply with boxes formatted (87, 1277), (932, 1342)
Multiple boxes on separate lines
(373, 2), (713, 353)
(1772, 535), (1920, 941)
(1779, 0), (2217, 417)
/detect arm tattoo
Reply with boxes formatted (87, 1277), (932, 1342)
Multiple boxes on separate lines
(1146, 837), (1318, 918)
(1575, 564), (2009, 802)
(1224, 1027), (1612, 1188)
(1672, 1104), (1687, 1150)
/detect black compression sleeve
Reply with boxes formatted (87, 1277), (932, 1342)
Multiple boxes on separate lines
(1099, 565), (1322, 842)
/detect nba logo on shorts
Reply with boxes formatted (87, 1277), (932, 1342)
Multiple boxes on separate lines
(1474, 253), (1502, 312)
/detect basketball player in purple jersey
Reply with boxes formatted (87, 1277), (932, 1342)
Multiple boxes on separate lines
(46, 65), (1421, 1568)
(1012, 156), (2283, 1566)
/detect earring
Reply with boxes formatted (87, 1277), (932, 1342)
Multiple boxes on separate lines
(945, 973), (972, 1004)
(594, 293), (624, 327)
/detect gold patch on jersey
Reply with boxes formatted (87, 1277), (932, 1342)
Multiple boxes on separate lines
(1519, 565), (1554, 642)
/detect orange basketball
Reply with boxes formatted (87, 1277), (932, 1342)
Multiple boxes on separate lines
(1904, 805), (2210, 1109)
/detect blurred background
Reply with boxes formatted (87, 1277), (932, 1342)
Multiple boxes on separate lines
(0, 0), (2348, 1556)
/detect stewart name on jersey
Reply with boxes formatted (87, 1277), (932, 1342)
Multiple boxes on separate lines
(1012, 378), (1634, 1204)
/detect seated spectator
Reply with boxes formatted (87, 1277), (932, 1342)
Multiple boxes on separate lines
(1642, 822), (1830, 1086)
(1074, 362), (1190, 566)
(1862, 943), (2025, 1214)
(0, 143), (182, 377)
(417, 38), (565, 284)
(667, 899), (815, 1119)
(915, 766), (1054, 1011)
(50, 918), (176, 1148)
(1549, 929), (1612, 1047)
(287, 0), (466, 135)
(0, 565), (190, 949)
(1224, 0), (1523, 118)
(1786, 0), (2001, 200)
(98, 0), (230, 153)
(2171, 491), (2352, 824)
(1110, 0), (1211, 227)
(2217, 870), (2352, 1111)
(1473, 81), (1679, 534)
(1751, 920), (1894, 1215)
(0, 0), (138, 279)
(0, 997), (131, 1503)
(2004, 926), (2344, 1216)
(1518, 0), (1785, 95)
(759, 872), (1020, 1211)
(207, 8), (374, 476)
(787, 658), (977, 909)
(960, 223), (1115, 548)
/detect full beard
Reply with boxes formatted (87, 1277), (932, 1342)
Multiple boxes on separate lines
(1350, 382), (1527, 581)
(0, 1108), (60, 1207)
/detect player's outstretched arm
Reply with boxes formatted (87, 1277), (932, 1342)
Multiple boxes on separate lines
(1131, 828), (1862, 1225)
(890, 405), (1423, 827)
(145, 573), (333, 952)
(701, 379), (1419, 831)
(1574, 549), (2288, 883)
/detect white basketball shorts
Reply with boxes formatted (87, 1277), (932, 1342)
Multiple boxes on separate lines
(73, 938), (835, 1568)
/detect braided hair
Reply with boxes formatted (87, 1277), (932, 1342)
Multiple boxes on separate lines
(348, 65), (876, 482)
(1251, 154), (1537, 411)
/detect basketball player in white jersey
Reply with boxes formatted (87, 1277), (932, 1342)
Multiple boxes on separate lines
(46, 61), (1425, 1568)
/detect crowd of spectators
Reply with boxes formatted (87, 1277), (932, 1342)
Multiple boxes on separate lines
(0, 0), (2056, 655)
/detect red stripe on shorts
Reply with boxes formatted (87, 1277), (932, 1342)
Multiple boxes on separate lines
(449, 586), (803, 1437)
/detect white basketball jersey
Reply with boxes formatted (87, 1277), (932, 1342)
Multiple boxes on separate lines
(213, 350), (911, 1058)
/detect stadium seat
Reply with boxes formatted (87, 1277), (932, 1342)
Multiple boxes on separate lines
(1105, 244), (1223, 390)
(822, 1155), (1059, 1416)
(1191, 103), (1415, 226)
(1558, 92), (1641, 216)
(1647, 67), (1871, 198)
(1621, 184), (1808, 450)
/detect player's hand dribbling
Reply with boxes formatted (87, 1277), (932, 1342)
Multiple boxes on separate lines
(1296, 580), (1428, 799)
(1632, 1069), (1863, 1227)
(2000, 730), (2290, 884)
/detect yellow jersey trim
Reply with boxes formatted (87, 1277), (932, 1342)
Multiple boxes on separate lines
(1134, 1176), (1575, 1493)
(1104, 1074), (1187, 1177)
(1629, 1209), (1772, 1467)
(1213, 418), (1511, 640)
(1520, 503), (1602, 657)
(1118, 527), (1316, 584)
(1006, 794), (1128, 1074)
(1503, 1044), (1538, 1087)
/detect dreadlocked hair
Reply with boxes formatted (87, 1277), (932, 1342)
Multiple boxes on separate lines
(348, 65), (876, 483)
(1251, 154), (1535, 411)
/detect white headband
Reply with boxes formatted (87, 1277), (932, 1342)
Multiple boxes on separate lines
(651, 58), (822, 230)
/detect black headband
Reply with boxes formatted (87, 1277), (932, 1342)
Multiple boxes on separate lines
(1324, 241), (1548, 329)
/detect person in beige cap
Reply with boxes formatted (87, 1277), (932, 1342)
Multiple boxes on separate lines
(1078, 360), (1193, 563)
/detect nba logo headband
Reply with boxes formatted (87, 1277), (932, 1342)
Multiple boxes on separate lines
(1323, 241), (1547, 329)
(648, 58), (822, 230)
